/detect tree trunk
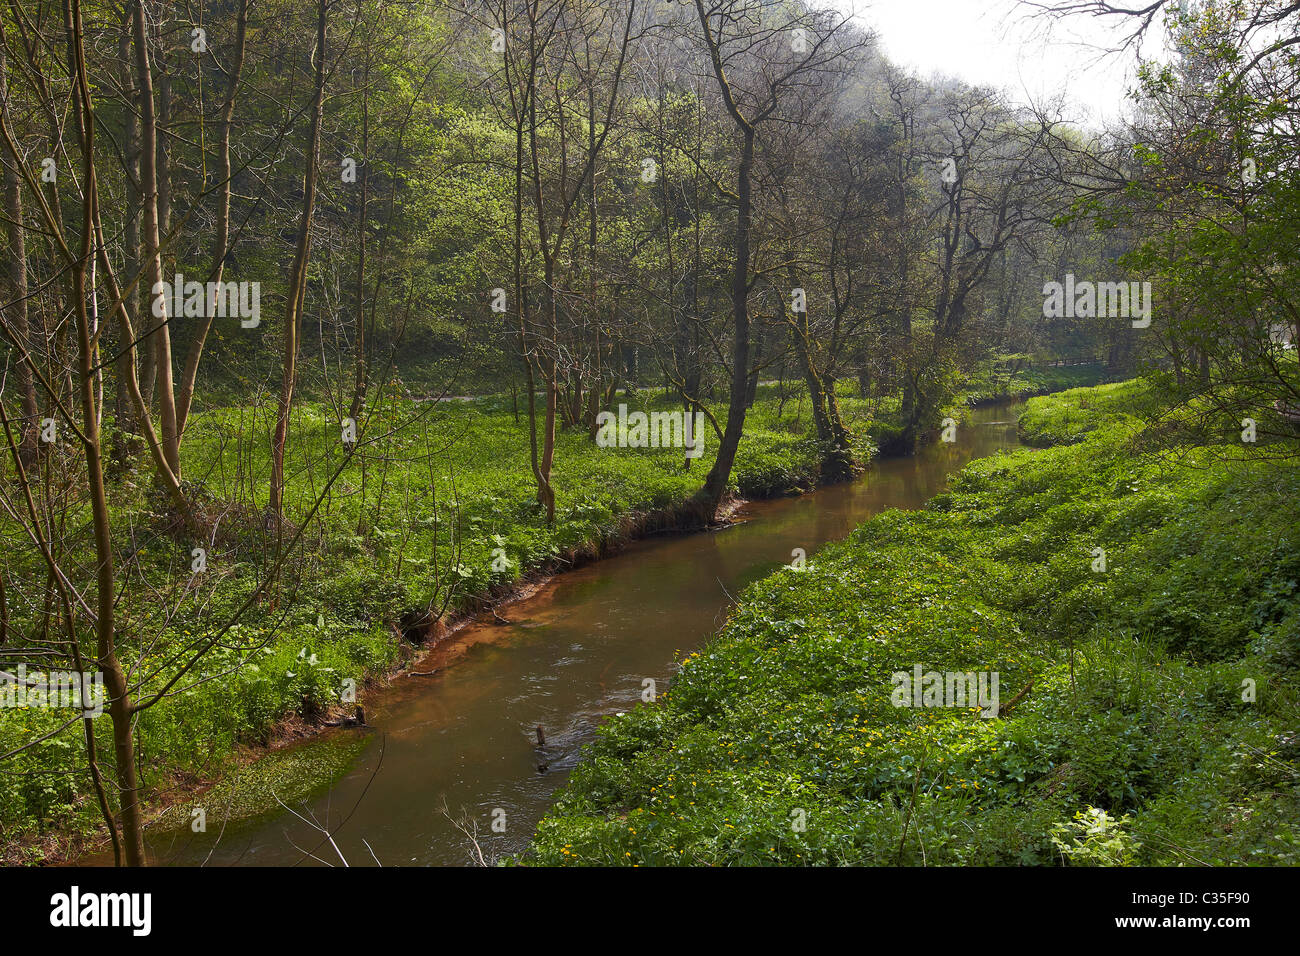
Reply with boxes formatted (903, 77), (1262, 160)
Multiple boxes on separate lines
(70, 0), (147, 866)
(698, 124), (753, 515)
(269, 0), (328, 527)
(347, 32), (371, 424)
(131, 0), (180, 478)
(115, 12), (141, 438)
(0, 43), (39, 464)
(178, 0), (249, 434)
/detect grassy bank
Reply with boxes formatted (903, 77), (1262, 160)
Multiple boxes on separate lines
(959, 361), (1112, 407)
(1, 384), (874, 860)
(524, 380), (1300, 865)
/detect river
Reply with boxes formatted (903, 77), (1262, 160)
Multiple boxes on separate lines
(144, 401), (1023, 866)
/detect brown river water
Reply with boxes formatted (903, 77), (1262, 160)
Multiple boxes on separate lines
(119, 402), (1023, 866)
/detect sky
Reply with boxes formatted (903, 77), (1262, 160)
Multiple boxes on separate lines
(838, 0), (1172, 126)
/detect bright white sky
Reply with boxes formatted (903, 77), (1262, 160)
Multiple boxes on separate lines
(836, 0), (1172, 127)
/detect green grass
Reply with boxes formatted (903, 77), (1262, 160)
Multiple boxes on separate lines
(147, 732), (374, 841)
(522, 378), (1300, 866)
(960, 362), (1111, 407)
(0, 383), (877, 853)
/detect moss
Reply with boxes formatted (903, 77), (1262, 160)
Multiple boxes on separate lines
(151, 733), (373, 835)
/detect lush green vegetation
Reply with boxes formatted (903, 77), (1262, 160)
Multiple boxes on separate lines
(3, 0), (1296, 872)
(0, 350), (1083, 860)
(524, 381), (1300, 865)
(960, 361), (1112, 407)
(0, 383), (881, 856)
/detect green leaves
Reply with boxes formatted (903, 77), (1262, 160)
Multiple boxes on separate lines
(526, 381), (1300, 866)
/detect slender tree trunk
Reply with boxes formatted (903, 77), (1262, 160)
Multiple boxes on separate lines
(131, 0), (180, 477)
(511, 45), (544, 525)
(115, 11), (141, 437)
(269, 0), (327, 526)
(698, 124), (753, 514)
(525, 12), (556, 525)
(0, 43), (39, 464)
(692, 0), (770, 516)
(178, 0), (249, 434)
(347, 34), (371, 424)
(68, 0), (146, 866)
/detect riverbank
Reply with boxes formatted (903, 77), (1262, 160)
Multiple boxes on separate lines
(2, 383), (866, 864)
(93, 399), (1023, 865)
(525, 379), (1300, 865)
(0, 366), (1110, 865)
(52, 495), (761, 867)
(960, 361), (1111, 407)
